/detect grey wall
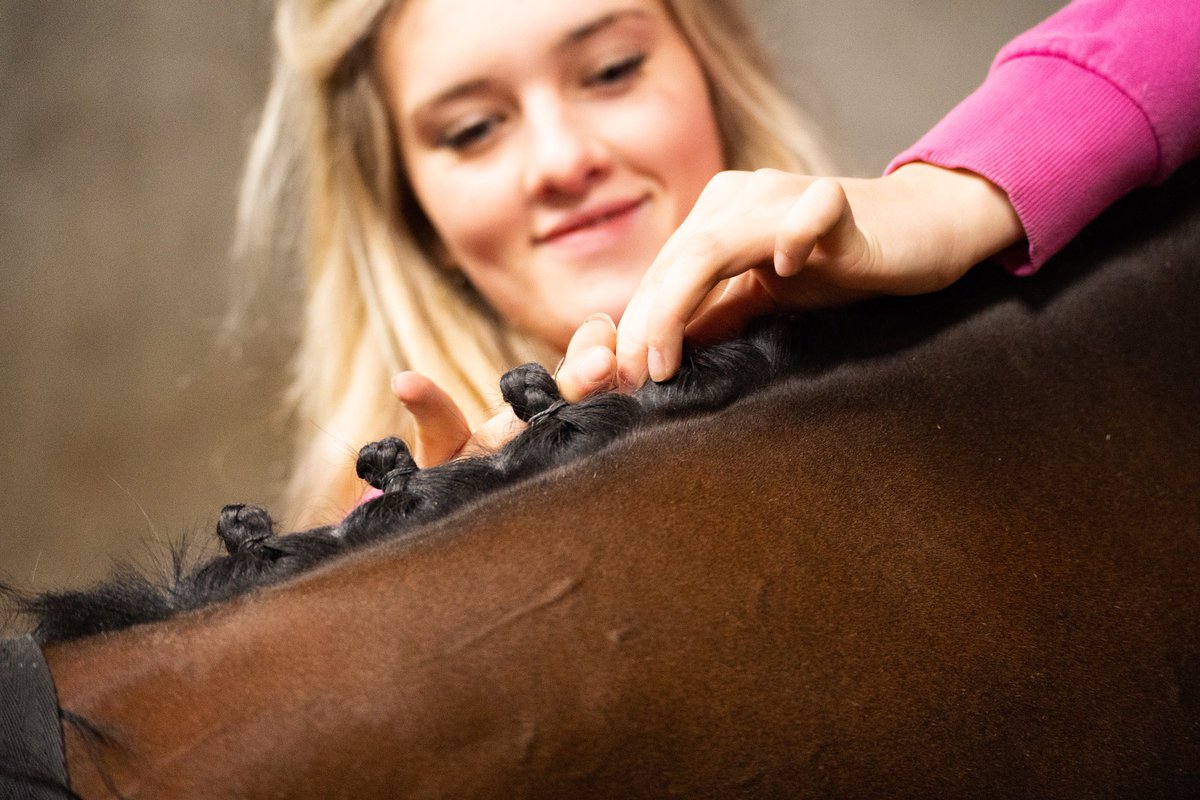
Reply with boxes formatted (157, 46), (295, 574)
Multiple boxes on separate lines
(751, 0), (1063, 173)
(0, 2), (283, 599)
(0, 1), (1063, 604)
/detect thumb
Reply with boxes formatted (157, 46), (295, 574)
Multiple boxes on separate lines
(557, 312), (619, 403)
(774, 177), (863, 279)
(390, 371), (472, 467)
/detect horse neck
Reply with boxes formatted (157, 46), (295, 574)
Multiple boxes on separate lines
(40, 493), (633, 800)
(40, 548), (451, 798)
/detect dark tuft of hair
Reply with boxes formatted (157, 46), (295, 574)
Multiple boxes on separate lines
(21, 566), (176, 644)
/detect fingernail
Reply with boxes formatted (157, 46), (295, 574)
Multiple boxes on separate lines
(774, 248), (794, 277)
(616, 365), (641, 393)
(578, 346), (614, 385)
(648, 346), (670, 383)
(585, 311), (616, 329)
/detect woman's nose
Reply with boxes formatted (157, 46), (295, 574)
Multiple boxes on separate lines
(522, 100), (611, 199)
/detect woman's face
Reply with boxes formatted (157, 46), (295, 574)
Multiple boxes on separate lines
(377, 0), (725, 350)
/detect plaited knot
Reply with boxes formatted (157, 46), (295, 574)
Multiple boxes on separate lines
(501, 363), (563, 423)
(216, 504), (274, 555)
(356, 436), (419, 493)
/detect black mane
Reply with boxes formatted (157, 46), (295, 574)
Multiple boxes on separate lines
(16, 315), (837, 644)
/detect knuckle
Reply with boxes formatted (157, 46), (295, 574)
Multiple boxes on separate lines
(703, 169), (746, 196)
(679, 228), (721, 261)
(811, 176), (849, 204)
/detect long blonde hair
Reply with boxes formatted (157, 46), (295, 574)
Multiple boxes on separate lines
(236, 0), (832, 525)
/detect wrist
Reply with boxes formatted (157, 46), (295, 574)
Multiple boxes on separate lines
(889, 162), (1024, 279)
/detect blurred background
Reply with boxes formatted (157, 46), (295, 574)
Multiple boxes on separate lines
(0, 0), (1062, 602)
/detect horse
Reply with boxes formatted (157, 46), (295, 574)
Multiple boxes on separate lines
(3, 162), (1199, 798)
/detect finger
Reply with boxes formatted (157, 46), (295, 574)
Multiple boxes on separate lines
(558, 313), (618, 402)
(773, 179), (840, 277)
(617, 226), (744, 387)
(642, 220), (777, 382)
(614, 175), (748, 391)
(558, 346), (618, 403)
(563, 312), (618, 362)
(773, 178), (854, 278)
(614, 227), (698, 391)
(390, 371), (471, 467)
(614, 285), (653, 392)
(690, 269), (871, 327)
(615, 170), (791, 388)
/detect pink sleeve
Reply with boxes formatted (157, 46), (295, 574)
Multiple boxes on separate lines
(887, 0), (1200, 274)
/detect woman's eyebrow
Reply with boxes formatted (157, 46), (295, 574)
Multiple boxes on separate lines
(409, 7), (651, 124)
(418, 79), (489, 114)
(560, 8), (650, 50)
(407, 76), (491, 131)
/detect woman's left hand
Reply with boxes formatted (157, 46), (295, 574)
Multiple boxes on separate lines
(614, 163), (1023, 388)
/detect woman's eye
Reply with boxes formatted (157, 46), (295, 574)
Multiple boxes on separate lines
(585, 53), (647, 88)
(438, 116), (499, 152)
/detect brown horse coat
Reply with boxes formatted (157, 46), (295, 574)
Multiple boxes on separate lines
(32, 165), (1200, 797)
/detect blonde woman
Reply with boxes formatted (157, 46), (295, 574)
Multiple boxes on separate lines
(239, 0), (838, 523)
(239, 0), (1198, 524)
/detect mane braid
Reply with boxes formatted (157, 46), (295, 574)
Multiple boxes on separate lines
(22, 318), (803, 643)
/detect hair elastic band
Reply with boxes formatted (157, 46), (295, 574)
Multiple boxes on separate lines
(526, 399), (567, 426)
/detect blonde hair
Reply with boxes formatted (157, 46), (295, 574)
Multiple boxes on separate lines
(237, 0), (832, 525)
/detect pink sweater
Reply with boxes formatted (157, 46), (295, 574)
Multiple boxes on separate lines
(888, 0), (1200, 274)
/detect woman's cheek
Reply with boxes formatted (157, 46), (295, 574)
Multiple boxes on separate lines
(617, 90), (721, 204)
(434, 169), (519, 269)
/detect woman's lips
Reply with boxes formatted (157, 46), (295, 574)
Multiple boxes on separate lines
(535, 196), (648, 254)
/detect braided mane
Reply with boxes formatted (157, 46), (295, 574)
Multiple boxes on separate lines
(19, 318), (808, 644)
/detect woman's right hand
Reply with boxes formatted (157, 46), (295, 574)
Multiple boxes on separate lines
(389, 372), (497, 467)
